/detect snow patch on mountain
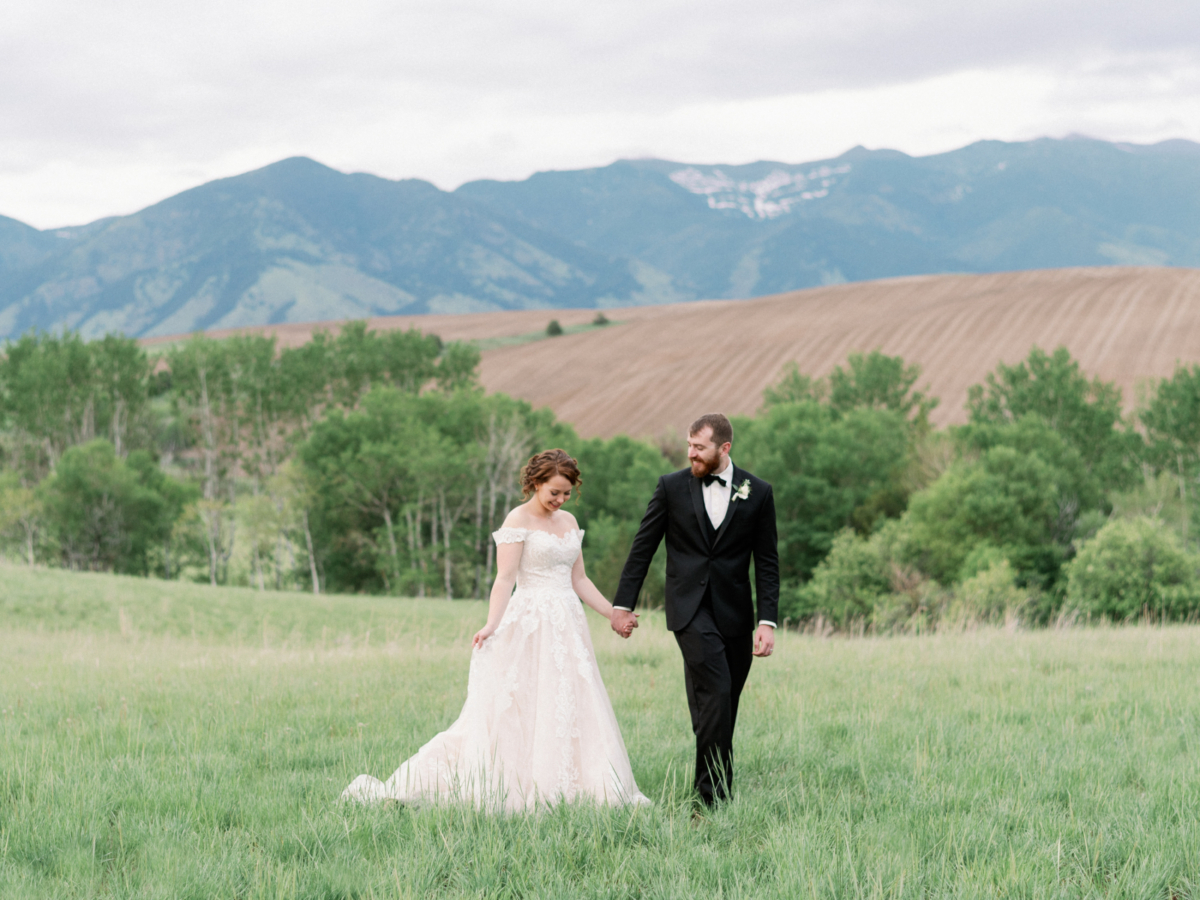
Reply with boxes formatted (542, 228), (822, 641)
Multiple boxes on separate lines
(669, 165), (851, 219)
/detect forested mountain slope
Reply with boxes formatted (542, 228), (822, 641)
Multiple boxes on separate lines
(3, 137), (1200, 340)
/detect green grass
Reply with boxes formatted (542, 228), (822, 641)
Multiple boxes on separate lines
(2, 564), (1200, 898)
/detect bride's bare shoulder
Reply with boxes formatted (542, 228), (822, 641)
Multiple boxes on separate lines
(556, 510), (580, 530)
(501, 505), (532, 529)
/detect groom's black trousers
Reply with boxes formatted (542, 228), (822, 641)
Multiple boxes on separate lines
(674, 591), (753, 805)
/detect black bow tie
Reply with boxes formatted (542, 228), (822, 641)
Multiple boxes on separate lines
(703, 473), (727, 488)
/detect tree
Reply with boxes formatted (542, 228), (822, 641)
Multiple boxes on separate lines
(956, 414), (1107, 549)
(794, 528), (891, 627)
(1140, 364), (1200, 544)
(1066, 517), (1200, 621)
(125, 450), (199, 578)
(167, 336), (235, 584)
(301, 389), (428, 594)
(761, 363), (825, 408)
(0, 331), (151, 478)
(737, 401), (910, 581)
(902, 445), (1061, 589)
(38, 440), (188, 574)
(827, 350), (937, 425)
(763, 350), (936, 425)
(967, 346), (1138, 491)
(0, 471), (41, 565)
(571, 435), (674, 601)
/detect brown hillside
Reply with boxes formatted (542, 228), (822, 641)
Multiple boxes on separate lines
(143, 267), (1200, 439)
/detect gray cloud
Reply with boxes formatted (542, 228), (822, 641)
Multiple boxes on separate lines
(2, 0), (1198, 225)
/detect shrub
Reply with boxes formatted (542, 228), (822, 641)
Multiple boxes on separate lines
(945, 559), (1031, 626)
(592, 312), (610, 326)
(791, 528), (890, 628)
(1065, 517), (1200, 620)
(546, 319), (564, 336)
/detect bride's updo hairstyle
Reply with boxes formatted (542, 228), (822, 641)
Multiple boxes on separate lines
(520, 449), (582, 499)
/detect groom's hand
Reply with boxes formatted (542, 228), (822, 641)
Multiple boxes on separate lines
(611, 608), (639, 639)
(753, 623), (775, 657)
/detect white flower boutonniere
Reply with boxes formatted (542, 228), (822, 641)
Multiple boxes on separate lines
(734, 479), (751, 501)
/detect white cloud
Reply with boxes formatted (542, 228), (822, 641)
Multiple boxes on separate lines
(1, 0), (1198, 227)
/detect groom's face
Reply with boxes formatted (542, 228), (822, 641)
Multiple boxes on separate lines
(687, 427), (729, 478)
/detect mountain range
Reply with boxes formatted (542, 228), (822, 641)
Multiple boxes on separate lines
(3, 135), (1200, 340)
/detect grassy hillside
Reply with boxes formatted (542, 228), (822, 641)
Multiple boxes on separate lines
(3, 566), (1200, 896)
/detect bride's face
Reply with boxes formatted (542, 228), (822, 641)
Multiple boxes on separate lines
(534, 474), (575, 513)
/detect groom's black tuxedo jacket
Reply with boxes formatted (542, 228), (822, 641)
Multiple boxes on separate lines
(614, 466), (779, 637)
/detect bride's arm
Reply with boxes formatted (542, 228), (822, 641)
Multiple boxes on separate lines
(472, 541), (523, 649)
(571, 553), (615, 621)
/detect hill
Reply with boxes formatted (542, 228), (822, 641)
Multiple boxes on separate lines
(143, 266), (1200, 437)
(4, 137), (1200, 340)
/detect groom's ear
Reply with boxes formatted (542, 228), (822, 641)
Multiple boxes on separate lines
(720, 442), (732, 456)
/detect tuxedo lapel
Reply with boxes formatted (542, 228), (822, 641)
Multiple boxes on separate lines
(688, 474), (712, 547)
(711, 466), (744, 550)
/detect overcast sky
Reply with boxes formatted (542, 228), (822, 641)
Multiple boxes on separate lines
(3, 0), (1199, 228)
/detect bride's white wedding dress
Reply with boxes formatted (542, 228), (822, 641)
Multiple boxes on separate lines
(341, 527), (650, 811)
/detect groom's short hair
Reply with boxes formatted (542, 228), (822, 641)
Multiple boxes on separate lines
(689, 413), (733, 448)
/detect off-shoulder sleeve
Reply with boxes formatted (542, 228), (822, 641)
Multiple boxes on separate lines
(492, 527), (528, 545)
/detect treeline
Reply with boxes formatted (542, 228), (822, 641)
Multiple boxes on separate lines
(1, 325), (1199, 628)
(741, 348), (1200, 628)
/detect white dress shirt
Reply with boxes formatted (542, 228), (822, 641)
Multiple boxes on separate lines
(701, 457), (734, 530)
(614, 457), (775, 629)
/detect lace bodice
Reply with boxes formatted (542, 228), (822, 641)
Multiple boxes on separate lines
(493, 527), (584, 592)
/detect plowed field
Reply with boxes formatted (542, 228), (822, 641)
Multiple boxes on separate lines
(143, 266), (1200, 438)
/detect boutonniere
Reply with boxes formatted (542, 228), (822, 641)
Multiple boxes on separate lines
(733, 479), (751, 501)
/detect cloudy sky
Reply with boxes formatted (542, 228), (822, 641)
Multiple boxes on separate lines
(3, 0), (1199, 228)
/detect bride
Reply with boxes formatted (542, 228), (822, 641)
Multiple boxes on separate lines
(341, 449), (650, 810)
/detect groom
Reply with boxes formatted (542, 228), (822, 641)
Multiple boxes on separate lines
(611, 413), (779, 807)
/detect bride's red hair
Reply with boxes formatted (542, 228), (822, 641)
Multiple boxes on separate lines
(520, 449), (581, 498)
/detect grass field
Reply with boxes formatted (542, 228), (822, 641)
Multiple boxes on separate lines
(3, 565), (1200, 898)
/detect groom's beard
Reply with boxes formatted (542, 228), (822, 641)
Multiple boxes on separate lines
(690, 450), (720, 478)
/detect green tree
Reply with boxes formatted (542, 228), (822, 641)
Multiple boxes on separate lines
(39, 440), (187, 574)
(126, 450), (199, 579)
(0, 471), (42, 565)
(752, 352), (934, 583)
(738, 401), (911, 581)
(166, 336), (235, 584)
(794, 528), (891, 627)
(957, 414), (1107, 549)
(903, 445), (1061, 589)
(1065, 517), (1200, 620)
(570, 435), (674, 602)
(301, 389), (429, 594)
(762, 363), (825, 407)
(764, 350), (935, 425)
(1140, 364), (1200, 545)
(0, 331), (151, 478)
(827, 349), (937, 425)
(967, 346), (1138, 491)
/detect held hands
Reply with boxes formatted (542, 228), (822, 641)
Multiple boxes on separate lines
(752, 623), (775, 658)
(471, 623), (497, 649)
(610, 608), (639, 639)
